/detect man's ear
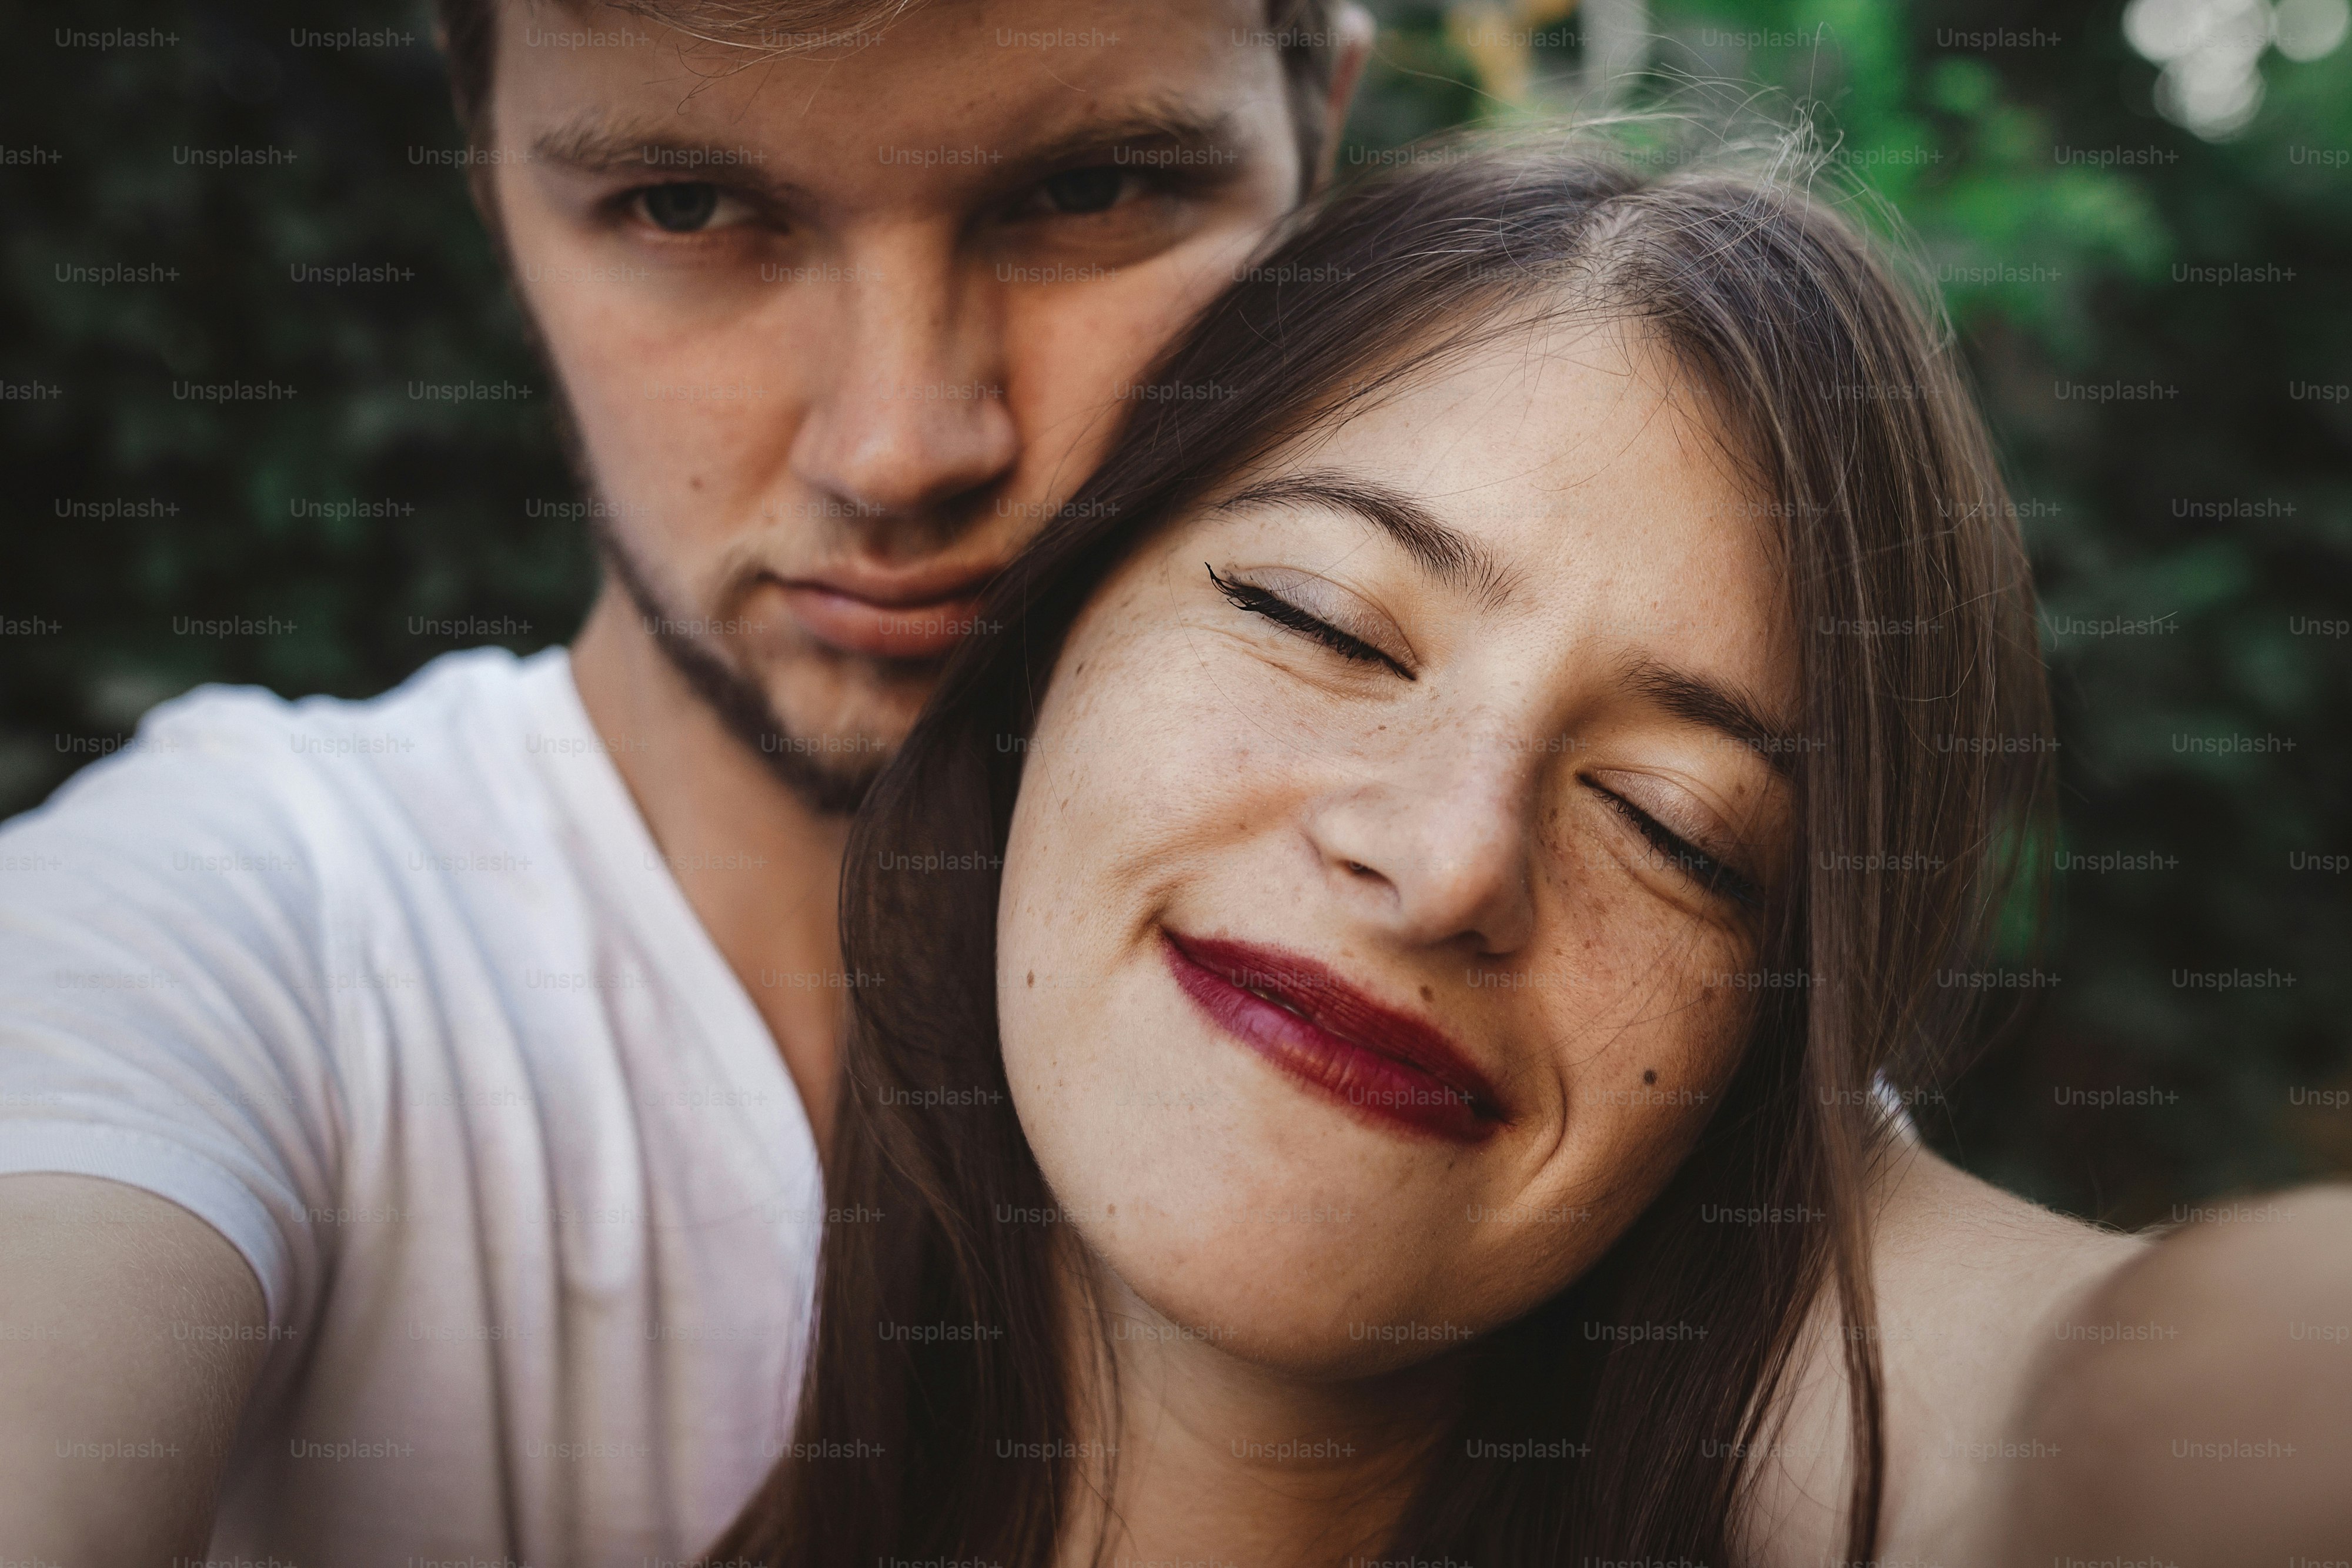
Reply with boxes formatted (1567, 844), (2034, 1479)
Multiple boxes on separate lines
(1313, 3), (1378, 194)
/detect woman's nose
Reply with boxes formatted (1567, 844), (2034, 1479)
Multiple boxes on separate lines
(1300, 750), (1539, 957)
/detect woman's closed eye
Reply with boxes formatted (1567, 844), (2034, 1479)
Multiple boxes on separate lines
(1206, 566), (1415, 681)
(1587, 780), (1764, 910)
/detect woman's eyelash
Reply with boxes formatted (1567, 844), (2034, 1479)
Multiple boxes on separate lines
(1205, 564), (1758, 906)
(1205, 566), (1413, 681)
(1593, 786), (1763, 910)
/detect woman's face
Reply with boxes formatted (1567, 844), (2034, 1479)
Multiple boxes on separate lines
(996, 315), (1798, 1374)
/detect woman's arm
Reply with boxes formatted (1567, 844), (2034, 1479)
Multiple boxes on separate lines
(1994, 1185), (2352, 1563)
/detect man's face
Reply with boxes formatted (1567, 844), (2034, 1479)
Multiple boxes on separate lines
(485, 0), (1316, 800)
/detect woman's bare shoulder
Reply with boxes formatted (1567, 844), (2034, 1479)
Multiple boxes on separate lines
(1735, 1131), (2146, 1568)
(1867, 1129), (2146, 1315)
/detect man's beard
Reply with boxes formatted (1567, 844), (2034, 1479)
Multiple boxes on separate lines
(592, 516), (884, 818)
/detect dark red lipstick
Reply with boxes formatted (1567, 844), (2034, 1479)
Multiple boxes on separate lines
(1160, 931), (1506, 1144)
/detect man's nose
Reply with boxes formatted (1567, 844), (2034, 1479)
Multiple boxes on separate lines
(785, 233), (1021, 528)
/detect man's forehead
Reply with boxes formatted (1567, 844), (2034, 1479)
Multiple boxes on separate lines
(528, 92), (1246, 172)
(496, 0), (1287, 154)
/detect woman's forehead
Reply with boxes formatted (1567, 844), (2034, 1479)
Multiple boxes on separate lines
(1281, 316), (1786, 647)
(1298, 313), (1753, 515)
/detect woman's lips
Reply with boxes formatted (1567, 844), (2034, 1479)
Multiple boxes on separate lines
(1160, 931), (1506, 1145)
(776, 582), (988, 659)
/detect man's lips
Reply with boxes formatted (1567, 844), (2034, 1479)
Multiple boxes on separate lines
(776, 584), (986, 659)
(1160, 931), (1507, 1144)
(767, 561), (1003, 660)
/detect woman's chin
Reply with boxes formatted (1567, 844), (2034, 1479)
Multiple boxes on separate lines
(1007, 997), (1546, 1371)
(1057, 1175), (1501, 1377)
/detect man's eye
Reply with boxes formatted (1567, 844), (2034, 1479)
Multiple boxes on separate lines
(634, 183), (723, 233)
(1038, 166), (1131, 215)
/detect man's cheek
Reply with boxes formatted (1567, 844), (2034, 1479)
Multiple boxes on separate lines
(1004, 282), (1195, 453)
(518, 275), (643, 430)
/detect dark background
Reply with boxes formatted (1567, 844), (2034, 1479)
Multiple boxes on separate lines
(3, 0), (2347, 1228)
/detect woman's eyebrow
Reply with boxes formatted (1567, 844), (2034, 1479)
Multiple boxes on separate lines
(1620, 654), (1802, 778)
(1211, 472), (1516, 609)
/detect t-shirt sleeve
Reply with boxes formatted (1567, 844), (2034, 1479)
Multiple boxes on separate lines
(0, 698), (348, 1333)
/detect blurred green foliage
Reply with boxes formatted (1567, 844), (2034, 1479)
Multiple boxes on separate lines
(0, 0), (592, 809)
(1, 0), (2346, 1225)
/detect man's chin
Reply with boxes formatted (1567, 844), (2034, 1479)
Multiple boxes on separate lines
(594, 527), (928, 816)
(693, 647), (928, 817)
(750, 658), (936, 806)
(632, 597), (916, 817)
(744, 725), (895, 817)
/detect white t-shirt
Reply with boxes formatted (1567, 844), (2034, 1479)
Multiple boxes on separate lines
(0, 647), (824, 1567)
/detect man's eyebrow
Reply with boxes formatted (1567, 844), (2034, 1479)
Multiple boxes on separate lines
(993, 107), (1245, 182)
(531, 115), (803, 198)
(1211, 472), (1517, 610)
(1620, 654), (1801, 778)
(527, 104), (1247, 193)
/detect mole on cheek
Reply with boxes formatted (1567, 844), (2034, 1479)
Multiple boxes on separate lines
(1643, 1069), (1657, 1085)
(1420, 985), (1433, 1002)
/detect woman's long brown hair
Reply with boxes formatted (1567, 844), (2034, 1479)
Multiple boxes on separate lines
(712, 132), (2052, 1566)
